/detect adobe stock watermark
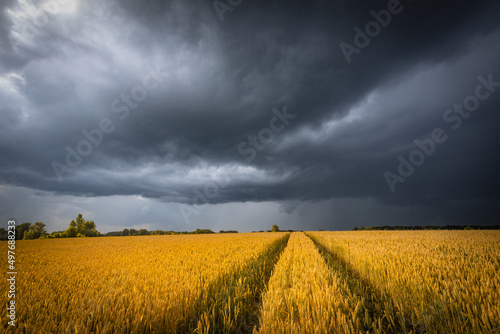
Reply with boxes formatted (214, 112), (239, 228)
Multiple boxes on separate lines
(339, 0), (409, 64)
(51, 65), (170, 182)
(384, 73), (500, 192)
(15, 0), (73, 37)
(212, 0), (243, 22)
(177, 106), (296, 224)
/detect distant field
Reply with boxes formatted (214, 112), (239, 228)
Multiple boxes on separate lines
(2, 231), (499, 333)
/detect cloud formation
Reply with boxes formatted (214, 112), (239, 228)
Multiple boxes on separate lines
(1, 0), (500, 230)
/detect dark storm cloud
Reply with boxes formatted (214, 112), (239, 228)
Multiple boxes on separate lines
(1, 0), (500, 227)
(0, 0), (23, 74)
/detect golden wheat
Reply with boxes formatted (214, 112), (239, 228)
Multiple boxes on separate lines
(309, 230), (500, 333)
(257, 232), (364, 334)
(1, 233), (288, 333)
(2, 230), (499, 333)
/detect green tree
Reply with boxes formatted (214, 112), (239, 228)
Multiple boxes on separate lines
(83, 220), (96, 231)
(82, 220), (99, 237)
(271, 224), (280, 232)
(122, 228), (130, 236)
(75, 213), (85, 234)
(194, 229), (214, 234)
(16, 222), (32, 240)
(66, 214), (100, 238)
(84, 228), (99, 237)
(66, 226), (77, 238)
(23, 222), (47, 239)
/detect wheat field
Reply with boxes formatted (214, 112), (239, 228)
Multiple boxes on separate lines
(2, 230), (499, 333)
(256, 232), (362, 333)
(2, 233), (289, 333)
(307, 230), (500, 333)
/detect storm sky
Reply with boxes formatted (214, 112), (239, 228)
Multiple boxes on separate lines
(1, 0), (499, 232)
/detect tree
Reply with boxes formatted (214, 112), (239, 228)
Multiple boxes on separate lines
(122, 228), (130, 236)
(66, 226), (77, 238)
(74, 213), (85, 234)
(16, 222), (32, 240)
(82, 220), (99, 237)
(83, 220), (96, 231)
(271, 224), (280, 232)
(84, 228), (99, 237)
(23, 222), (47, 239)
(194, 229), (214, 234)
(66, 214), (100, 237)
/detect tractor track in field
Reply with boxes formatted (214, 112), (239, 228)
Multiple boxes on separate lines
(306, 233), (411, 334)
(185, 233), (290, 333)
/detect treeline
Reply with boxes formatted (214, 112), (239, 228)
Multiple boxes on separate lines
(0, 214), (100, 241)
(353, 225), (500, 231)
(0, 222), (47, 240)
(103, 228), (238, 236)
(1, 216), (296, 241)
